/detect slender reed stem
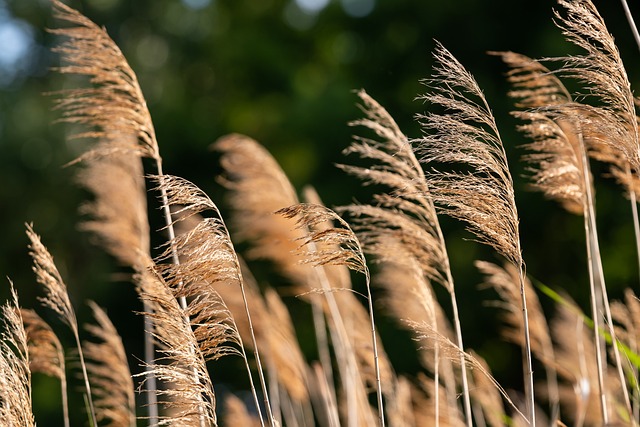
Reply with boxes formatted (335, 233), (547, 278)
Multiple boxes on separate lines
(446, 273), (472, 427)
(313, 265), (361, 427)
(142, 300), (158, 424)
(362, 272), (385, 427)
(580, 142), (609, 425)
(621, 0), (640, 53)
(235, 268), (276, 427)
(581, 140), (633, 417)
(73, 327), (98, 427)
(60, 361), (70, 427)
(310, 297), (339, 426)
(411, 141), (472, 427)
(516, 263), (535, 427)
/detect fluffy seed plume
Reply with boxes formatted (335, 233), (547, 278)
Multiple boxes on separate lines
(415, 42), (522, 266)
(340, 89), (473, 424)
(277, 203), (369, 277)
(214, 134), (309, 280)
(50, 0), (160, 162)
(416, 42), (536, 424)
(136, 269), (218, 425)
(83, 302), (136, 427)
(76, 133), (151, 270)
(339, 89), (449, 289)
(155, 174), (275, 426)
(552, 0), (640, 172)
(0, 285), (35, 427)
(26, 223), (98, 426)
(494, 51), (586, 215)
(21, 308), (65, 381)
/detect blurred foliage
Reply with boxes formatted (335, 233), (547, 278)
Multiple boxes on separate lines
(2, 0), (640, 425)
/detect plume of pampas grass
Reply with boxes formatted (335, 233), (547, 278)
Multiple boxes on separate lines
(277, 202), (385, 426)
(83, 301), (136, 427)
(0, 285), (35, 427)
(136, 269), (218, 425)
(20, 308), (69, 427)
(214, 133), (308, 281)
(415, 41), (535, 425)
(215, 136), (338, 417)
(339, 89), (472, 425)
(495, 47), (623, 422)
(155, 174), (274, 426)
(25, 223), (97, 426)
(520, 0), (638, 417)
(50, 0), (164, 419)
(50, 0), (160, 162)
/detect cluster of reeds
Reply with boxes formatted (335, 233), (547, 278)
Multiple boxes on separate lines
(4, 0), (640, 425)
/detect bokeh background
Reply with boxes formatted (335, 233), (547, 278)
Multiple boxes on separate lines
(2, 0), (640, 425)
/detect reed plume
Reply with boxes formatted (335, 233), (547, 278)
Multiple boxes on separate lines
(415, 41), (535, 425)
(136, 268), (218, 425)
(51, 0), (161, 418)
(214, 133), (308, 280)
(223, 395), (262, 427)
(20, 308), (69, 427)
(83, 301), (136, 427)
(0, 285), (35, 427)
(278, 202), (385, 426)
(215, 135), (339, 418)
(551, 7), (640, 397)
(500, 1), (637, 417)
(25, 223), (97, 426)
(50, 0), (160, 162)
(339, 89), (472, 425)
(155, 174), (274, 426)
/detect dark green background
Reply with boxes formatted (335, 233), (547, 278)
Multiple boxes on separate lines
(1, 0), (639, 425)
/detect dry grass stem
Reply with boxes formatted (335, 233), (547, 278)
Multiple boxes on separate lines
(475, 260), (560, 415)
(83, 302), (136, 427)
(550, 299), (612, 427)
